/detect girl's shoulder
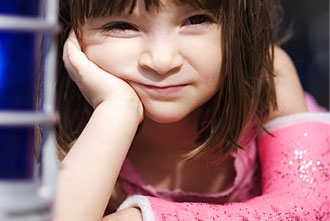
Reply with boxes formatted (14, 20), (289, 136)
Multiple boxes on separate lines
(268, 47), (308, 121)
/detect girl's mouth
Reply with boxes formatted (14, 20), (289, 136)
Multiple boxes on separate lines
(142, 84), (188, 96)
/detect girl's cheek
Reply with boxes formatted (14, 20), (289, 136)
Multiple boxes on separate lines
(84, 41), (140, 80)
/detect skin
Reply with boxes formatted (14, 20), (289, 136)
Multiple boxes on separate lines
(55, 0), (308, 220)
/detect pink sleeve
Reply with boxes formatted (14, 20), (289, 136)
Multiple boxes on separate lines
(118, 113), (330, 220)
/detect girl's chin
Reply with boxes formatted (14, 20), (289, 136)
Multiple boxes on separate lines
(144, 110), (189, 124)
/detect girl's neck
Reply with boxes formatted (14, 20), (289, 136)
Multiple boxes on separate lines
(127, 108), (236, 194)
(127, 107), (236, 194)
(130, 107), (201, 161)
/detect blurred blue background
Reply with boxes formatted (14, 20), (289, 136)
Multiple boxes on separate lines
(281, 0), (329, 109)
(0, 0), (41, 179)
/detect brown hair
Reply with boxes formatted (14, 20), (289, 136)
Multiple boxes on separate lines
(55, 0), (279, 160)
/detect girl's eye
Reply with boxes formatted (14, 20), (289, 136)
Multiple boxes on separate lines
(103, 22), (136, 32)
(183, 14), (213, 25)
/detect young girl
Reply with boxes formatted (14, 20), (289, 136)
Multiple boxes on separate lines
(54, 0), (329, 220)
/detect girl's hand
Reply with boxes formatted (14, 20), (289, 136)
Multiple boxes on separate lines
(63, 31), (143, 121)
(102, 208), (143, 221)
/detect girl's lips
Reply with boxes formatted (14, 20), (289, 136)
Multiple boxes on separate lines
(142, 84), (187, 96)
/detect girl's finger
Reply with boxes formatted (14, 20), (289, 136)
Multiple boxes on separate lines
(63, 31), (95, 83)
(67, 30), (81, 49)
(62, 39), (76, 78)
(66, 31), (104, 74)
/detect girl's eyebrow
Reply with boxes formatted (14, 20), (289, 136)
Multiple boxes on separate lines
(87, 13), (139, 25)
(84, 13), (143, 29)
(114, 2), (206, 17)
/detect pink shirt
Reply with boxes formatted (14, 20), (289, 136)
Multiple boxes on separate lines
(119, 139), (259, 204)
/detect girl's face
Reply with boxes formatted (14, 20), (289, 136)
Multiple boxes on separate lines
(81, 0), (223, 123)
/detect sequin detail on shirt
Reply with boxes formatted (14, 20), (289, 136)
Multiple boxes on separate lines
(288, 134), (330, 184)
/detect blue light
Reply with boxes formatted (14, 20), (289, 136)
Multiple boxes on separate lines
(0, 43), (4, 89)
(0, 0), (41, 17)
(0, 31), (39, 110)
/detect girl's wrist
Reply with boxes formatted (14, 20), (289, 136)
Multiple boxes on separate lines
(96, 98), (144, 124)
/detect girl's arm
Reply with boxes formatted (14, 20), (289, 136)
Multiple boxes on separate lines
(268, 47), (308, 119)
(54, 32), (143, 221)
(116, 49), (330, 220)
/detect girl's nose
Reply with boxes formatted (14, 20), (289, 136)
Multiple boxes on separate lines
(138, 38), (184, 75)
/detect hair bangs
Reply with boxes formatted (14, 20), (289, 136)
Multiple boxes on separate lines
(70, 0), (223, 27)
(171, 0), (222, 19)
